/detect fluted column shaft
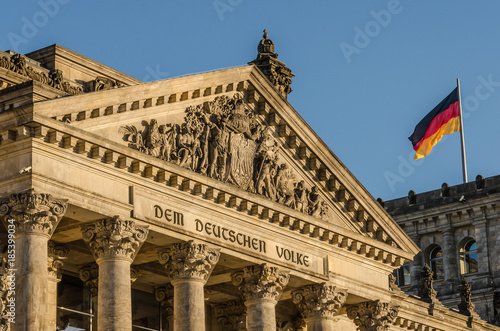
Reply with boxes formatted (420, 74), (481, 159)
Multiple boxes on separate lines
(0, 191), (67, 331)
(158, 240), (220, 331)
(82, 216), (148, 331)
(246, 299), (276, 331)
(98, 256), (133, 330)
(16, 235), (48, 330)
(173, 278), (206, 330)
(231, 264), (290, 331)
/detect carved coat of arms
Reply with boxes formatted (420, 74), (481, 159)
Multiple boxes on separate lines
(119, 94), (329, 220)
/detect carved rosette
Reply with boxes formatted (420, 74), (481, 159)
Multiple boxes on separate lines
(213, 300), (247, 331)
(47, 241), (69, 279)
(291, 283), (347, 320)
(346, 300), (398, 331)
(0, 190), (68, 237)
(157, 240), (220, 282)
(154, 285), (174, 318)
(79, 263), (99, 298)
(81, 216), (149, 262)
(231, 264), (290, 303)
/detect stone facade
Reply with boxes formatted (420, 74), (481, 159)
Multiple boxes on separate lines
(384, 175), (500, 326)
(0, 32), (499, 331)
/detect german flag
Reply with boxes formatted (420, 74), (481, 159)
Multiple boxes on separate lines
(409, 88), (460, 160)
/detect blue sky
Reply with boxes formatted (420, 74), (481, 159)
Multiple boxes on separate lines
(2, 1), (500, 200)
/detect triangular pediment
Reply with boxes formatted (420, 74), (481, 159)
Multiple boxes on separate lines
(31, 64), (419, 260)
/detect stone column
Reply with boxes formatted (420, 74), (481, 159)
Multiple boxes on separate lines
(291, 283), (347, 330)
(82, 216), (149, 331)
(441, 226), (459, 283)
(346, 300), (398, 331)
(212, 300), (247, 331)
(79, 263), (99, 330)
(47, 241), (69, 330)
(409, 234), (423, 294)
(154, 285), (174, 331)
(157, 240), (220, 331)
(231, 264), (290, 331)
(0, 190), (68, 331)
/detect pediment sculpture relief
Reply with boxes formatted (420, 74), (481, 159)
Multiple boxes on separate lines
(0, 54), (83, 95)
(119, 94), (328, 220)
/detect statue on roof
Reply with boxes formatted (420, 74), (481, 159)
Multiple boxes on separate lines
(249, 29), (294, 99)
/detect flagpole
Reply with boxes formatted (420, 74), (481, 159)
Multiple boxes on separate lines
(457, 78), (468, 183)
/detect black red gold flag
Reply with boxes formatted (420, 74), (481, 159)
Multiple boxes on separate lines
(409, 88), (460, 159)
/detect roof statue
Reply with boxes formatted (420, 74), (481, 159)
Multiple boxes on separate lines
(250, 29), (294, 99)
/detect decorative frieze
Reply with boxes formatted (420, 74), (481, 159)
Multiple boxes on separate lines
(81, 216), (149, 261)
(231, 264), (290, 302)
(212, 300), (247, 331)
(0, 53), (83, 95)
(0, 189), (68, 237)
(47, 241), (69, 279)
(79, 263), (99, 297)
(346, 300), (398, 331)
(291, 283), (347, 319)
(157, 240), (220, 282)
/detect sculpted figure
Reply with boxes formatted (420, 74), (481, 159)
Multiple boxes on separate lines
(197, 124), (210, 174)
(308, 186), (322, 215)
(208, 120), (229, 180)
(158, 124), (176, 161)
(275, 164), (295, 206)
(145, 119), (162, 157)
(191, 128), (203, 171)
(50, 69), (64, 90)
(255, 161), (277, 200)
(177, 123), (194, 168)
(293, 181), (309, 213)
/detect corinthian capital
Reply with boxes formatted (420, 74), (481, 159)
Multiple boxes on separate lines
(79, 263), (99, 298)
(346, 300), (398, 331)
(231, 264), (290, 303)
(154, 285), (174, 317)
(81, 216), (149, 262)
(0, 189), (68, 237)
(47, 241), (69, 279)
(157, 240), (220, 282)
(292, 283), (347, 319)
(212, 300), (247, 331)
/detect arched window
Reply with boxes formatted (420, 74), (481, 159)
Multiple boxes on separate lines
(393, 263), (411, 286)
(429, 246), (444, 279)
(460, 240), (478, 274)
